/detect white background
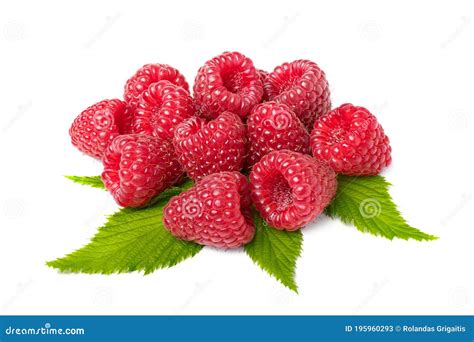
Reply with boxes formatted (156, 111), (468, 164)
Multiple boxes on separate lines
(0, 0), (473, 315)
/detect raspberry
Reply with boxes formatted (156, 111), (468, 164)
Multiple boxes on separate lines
(257, 69), (269, 84)
(120, 106), (135, 134)
(69, 99), (133, 159)
(173, 111), (247, 181)
(264, 60), (331, 129)
(310, 103), (392, 176)
(193, 51), (263, 119)
(101, 134), (183, 207)
(133, 80), (194, 141)
(124, 64), (189, 109)
(257, 69), (270, 101)
(163, 171), (255, 248)
(246, 101), (310, 167)
(250, 150), (337, 231)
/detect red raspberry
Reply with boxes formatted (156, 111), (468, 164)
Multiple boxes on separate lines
(257, 69), (269, 85)
(163, 171), (255, 248)
(257, 69), (270, 101)
(193, 51), (263, 119)
(310, 103), (392, 176)
(69, 99), (133, 159)
(101, 134), (183, 207)
(120, 106), (135, 134)
(133, 80), (194, 141)
(124, 64), (189, 109)
(173, 111), (247, 181)
(246, 101), (310, 167)
(264, 60), (331, 129)
(250, 150), (337, 231)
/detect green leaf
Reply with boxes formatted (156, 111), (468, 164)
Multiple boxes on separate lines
(244, 211), (303, 292)
(65, 175), (105, 189)
(326, 175), (437, 241)
(48, 179), (202, 274)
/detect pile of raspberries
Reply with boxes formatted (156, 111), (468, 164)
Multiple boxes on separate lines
(70, 51), (391, 249)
